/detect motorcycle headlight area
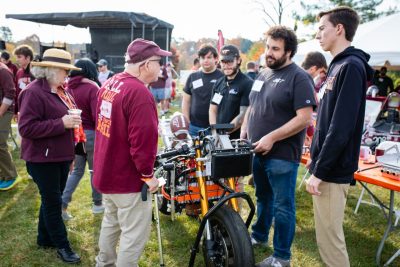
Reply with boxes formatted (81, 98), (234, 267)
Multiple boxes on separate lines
(209, 148), (253, 181)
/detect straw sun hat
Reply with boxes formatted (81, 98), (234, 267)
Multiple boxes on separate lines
(31, 48), (81, 71)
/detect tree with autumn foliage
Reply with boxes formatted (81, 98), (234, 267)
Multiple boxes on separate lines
(246, 41), (265, 63)
(294, 0), (398, 25)
(173, 37), (257, 70)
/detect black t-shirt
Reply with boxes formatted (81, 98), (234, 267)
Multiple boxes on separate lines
(246, 71), (257, 80)
(183, 69), (223, 127)
(211, 71), (253, 138)
(248, 63), (316, 162)
(374, 75), (394, 96)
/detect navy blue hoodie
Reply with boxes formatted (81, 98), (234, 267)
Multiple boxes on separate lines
(309, 46), (374, 184)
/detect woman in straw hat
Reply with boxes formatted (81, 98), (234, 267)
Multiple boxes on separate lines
(18, 48), (82, 264)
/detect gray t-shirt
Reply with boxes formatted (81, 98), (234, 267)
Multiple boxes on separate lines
(248, 63), (316, 162)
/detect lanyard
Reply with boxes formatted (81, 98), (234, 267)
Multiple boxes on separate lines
(56, 86), (77, 110)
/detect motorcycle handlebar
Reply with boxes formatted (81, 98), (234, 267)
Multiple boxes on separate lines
(156, 144), (190, 160)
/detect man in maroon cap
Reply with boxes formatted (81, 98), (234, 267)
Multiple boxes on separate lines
(93, 38), (171, 267)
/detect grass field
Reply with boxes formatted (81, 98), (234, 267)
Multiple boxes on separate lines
(1, 102), (400, 266)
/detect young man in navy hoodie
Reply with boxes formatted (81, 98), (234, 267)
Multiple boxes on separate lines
(305, 6), (373, 267)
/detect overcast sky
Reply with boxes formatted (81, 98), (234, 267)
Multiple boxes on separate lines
(0, 0), (397, 43)
(0, 0), (300, 43)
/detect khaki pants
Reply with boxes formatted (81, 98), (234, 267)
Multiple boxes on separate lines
(0, 111), (17, 181)
(95, 192), (152, 267)
(313, 181), (350, 267)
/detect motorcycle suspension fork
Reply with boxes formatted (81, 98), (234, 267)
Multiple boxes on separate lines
(194, 139), (214, 251)
(227, 177), (239, 212)
(194, 139), (209, 217)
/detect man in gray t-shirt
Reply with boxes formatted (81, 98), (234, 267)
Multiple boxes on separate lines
(241, 26), (315, 267)
(248, 62), (315, 162)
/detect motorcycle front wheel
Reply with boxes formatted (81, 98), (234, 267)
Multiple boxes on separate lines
(202, 205), (254, 267)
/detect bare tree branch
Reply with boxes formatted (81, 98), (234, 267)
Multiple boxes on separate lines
(253, 0), (278, 25)
(252, 0), (294, 26)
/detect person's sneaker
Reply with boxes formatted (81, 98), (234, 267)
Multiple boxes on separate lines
(251, 236), (268, 247)
(92, 204), (105, 214)
(62, 209), (73, 221)
(256, 256), (290, 267)
(0, 177), (21, 191)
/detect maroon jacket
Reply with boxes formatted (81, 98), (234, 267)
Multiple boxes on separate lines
(15, 66), (34, 114)
(93, 72), (158, 194)
(0, 62), (16, 113)
(66, 76), (99, 130)
(18, 78), (74, 163)
(5, 61), (18, 78)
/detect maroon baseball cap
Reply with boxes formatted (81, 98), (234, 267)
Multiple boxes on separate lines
(126, 38), (172, 64)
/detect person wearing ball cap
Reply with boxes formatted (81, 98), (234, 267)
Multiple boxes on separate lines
(93, 38), (171, 267)
(209, 44), (253, 139)
(18, 48), (82, 264)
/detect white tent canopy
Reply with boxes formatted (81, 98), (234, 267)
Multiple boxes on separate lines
(293, 13), (400, 70)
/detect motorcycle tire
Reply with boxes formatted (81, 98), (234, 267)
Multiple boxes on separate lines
(157, 192), (172, 215)
(202, 205), (255, 267)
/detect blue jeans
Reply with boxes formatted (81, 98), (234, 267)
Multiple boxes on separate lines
(251, 156), (299, 260)
(189, 123), (210, 138)
(62, 130), (102, 208)
(150, 88), (166, 103)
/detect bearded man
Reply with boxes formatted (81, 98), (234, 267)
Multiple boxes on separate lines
(240, 26), (316, 267)
(209, 44), (253, 139)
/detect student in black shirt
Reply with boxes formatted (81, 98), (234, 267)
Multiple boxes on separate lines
(209, 44), (253, 139)
(182, 44), (223, 137)
(374, 66), (394, 96)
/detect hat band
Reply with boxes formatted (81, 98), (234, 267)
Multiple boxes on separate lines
(42, 56), (71, 64)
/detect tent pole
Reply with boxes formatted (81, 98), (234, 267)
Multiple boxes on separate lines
(166, 28), (170, 61)
(152, 24), (158, 42)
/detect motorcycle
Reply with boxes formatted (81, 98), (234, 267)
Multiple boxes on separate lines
(153, 115), (255, 267)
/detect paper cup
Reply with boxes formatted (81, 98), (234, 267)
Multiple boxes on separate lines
(68, 109), (82, 116)
(359, 146), (372, 160)
(68, 109), (82, 128)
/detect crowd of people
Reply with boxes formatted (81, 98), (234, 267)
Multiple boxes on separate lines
(0, 5), (381, 267)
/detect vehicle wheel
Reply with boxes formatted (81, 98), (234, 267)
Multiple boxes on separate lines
(202, 205), (254, 267)
(156, 170), (172, 215)
(157, 191), (171, 215)
(157, 172), (182, 215)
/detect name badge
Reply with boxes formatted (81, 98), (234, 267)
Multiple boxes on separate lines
(192, 78), (203, 89)
(100, 100), (112, 118)
(251, 80), (264, 92)
(212, 93), (223, 104)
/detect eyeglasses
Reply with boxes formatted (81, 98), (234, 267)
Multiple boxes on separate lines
(147, 59), (161, 63)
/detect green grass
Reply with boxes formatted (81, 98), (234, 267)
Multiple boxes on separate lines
(2, 101), (400, 266)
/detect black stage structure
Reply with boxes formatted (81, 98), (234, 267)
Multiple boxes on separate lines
(6, 11), (174, 72)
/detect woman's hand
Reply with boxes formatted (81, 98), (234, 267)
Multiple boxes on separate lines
(62, 115), (82, 129)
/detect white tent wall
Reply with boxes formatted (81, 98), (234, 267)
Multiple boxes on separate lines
(293, 13), (400, 70)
